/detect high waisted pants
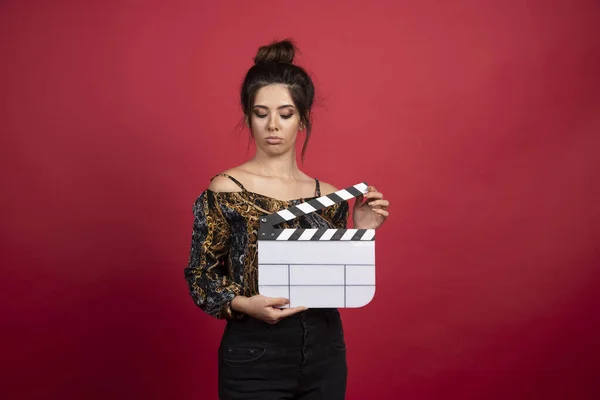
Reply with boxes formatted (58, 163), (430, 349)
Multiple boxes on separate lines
(218, 308), (347, 399)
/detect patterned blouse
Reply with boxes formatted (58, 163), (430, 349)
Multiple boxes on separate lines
(184, 174), (350, 320)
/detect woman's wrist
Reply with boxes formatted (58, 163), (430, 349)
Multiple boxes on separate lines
(231, 295), (249, 313)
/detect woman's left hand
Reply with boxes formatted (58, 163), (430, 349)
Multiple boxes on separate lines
(353, 185), (389, 230)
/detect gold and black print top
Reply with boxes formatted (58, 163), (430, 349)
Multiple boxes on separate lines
(184, 174), (349, 320)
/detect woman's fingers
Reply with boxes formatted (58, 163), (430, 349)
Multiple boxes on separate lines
(274, 306), (307, 317)
(267, 306), (308, 324)
(363, 188), (382, 198)
(362, 188), (388, 210)
(367, 199), (389, 208)
(363, 188), (384, 203)
(371, 208), (389, 218)
(264, 297), (289, 307)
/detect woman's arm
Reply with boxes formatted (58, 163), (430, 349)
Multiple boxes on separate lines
(184, 190), (243, 320)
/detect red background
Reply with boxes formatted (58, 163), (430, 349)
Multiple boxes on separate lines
(2, 1), (600, 399)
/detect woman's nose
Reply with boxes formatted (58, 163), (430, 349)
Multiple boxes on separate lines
(267, 115), (278, 131)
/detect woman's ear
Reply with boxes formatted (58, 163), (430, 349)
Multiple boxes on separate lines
(300, 113), (310, 131)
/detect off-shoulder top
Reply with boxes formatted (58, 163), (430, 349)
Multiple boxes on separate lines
(184, 174), (350, 320)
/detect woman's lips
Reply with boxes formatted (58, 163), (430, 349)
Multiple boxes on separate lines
(266, 137), (283, 144)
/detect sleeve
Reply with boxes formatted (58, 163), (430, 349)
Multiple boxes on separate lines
(184, 190), (244, 320)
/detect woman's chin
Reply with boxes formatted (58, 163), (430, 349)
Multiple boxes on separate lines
(260, 146), (292, 156)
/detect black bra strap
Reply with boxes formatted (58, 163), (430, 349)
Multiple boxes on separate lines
(314, 178), (321, 196)
(212, 173), (246, 191)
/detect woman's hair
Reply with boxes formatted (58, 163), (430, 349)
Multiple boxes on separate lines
(240, 38), (315, 160)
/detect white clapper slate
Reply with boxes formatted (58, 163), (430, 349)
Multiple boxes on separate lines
(257, 182), (376, 308)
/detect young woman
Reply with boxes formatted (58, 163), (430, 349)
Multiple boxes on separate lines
(184, 39), (389, 399)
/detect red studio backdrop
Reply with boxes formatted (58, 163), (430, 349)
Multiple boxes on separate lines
(2, 1), (600, 399)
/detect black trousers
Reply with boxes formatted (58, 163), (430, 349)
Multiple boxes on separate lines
(218, 308), (347, 400)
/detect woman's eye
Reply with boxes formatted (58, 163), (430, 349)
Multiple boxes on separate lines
(253, 112), (294, 119)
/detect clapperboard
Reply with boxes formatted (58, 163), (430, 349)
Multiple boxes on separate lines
(257, 182), (376, 308)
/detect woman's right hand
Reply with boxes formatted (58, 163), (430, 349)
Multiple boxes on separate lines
(231, 295), (307, 324)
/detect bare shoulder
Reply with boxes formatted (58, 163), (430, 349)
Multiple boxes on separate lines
(207, 168), (247, 193)
(207, 176), (240, 192)
(318, 181), (339, 196)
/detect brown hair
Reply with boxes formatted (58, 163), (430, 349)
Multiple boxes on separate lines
(240, 39), (315, 160)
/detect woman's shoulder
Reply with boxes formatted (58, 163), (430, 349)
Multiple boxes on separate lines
(192, 168), (247, 210)
(207, 176), (242, 193)
(207, 167), (248, 193)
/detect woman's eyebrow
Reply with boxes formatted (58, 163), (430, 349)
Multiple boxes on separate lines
(253, 104), (296, 110)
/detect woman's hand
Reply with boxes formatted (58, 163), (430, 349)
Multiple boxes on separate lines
(353, 185), (389, 230)
(231, 295), (307, 324)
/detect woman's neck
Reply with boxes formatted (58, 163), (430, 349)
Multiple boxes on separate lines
(247, 150), (301, 180)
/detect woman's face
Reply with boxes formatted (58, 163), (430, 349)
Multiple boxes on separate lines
(249, 84), (302, 157)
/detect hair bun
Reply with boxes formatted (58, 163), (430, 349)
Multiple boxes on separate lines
(254, 39), (296, 65)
